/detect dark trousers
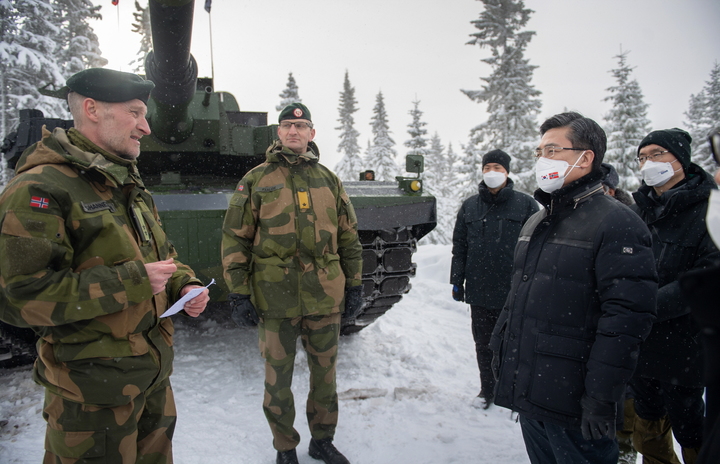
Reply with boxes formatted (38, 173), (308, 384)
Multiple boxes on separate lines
(470, 305), (501, 397)
(520, 415), (618, 464)
(631, 376), (704, 449)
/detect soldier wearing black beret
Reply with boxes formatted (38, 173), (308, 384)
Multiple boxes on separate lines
(65, 67), (155, 104)
(0, 66), (210, 463)
(223, 102), (362, 464)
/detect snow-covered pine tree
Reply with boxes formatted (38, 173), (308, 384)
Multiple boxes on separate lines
(457, 142), (484, 201)
(4, 0), (67, 122)
(461, 0), (542, 195)
(423, 132), (444, 198)
(333, 71), (363, 181)
(422, 133), (452, 245)
(602, 49), (651, 191)
(129, 0), (151, 73)
(276, 72), (301, 111)
(365, 91), (398, 181)
(1, 0), (21, 140)
(54, 0), (105, 77)
(444, 142), (464, 218)
(404, 99), (429, 160)
(686, 62), (720, 172)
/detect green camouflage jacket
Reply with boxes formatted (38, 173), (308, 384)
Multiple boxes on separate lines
(222, 140), (362, 319)
(0, 127), (200, 407)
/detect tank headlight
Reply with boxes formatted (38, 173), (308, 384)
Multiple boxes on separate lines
(410, 180), (422, 192)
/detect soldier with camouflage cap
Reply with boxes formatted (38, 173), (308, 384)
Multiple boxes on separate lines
(0, 67), (210, 463)
(222, 102), (363, 464)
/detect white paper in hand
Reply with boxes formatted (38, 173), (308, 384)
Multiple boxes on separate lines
(161, 279), (215, 318)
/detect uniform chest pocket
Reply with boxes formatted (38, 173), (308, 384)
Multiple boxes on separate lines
(256, 184), (294, 226)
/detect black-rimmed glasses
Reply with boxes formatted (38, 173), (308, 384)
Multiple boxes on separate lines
(534, 146), (585, 159)
(636, 151), (670, 164)
(279, 121), (313, 130)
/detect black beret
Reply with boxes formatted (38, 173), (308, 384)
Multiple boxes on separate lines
(279, 102), (311, 122)
(66, 68), (155, 104)
(601, 163), (619, 189)
(482, 149), (511, 173)
(638, 128), (692, 171)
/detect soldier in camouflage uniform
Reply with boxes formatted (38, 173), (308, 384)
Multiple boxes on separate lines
(0, 68), (210, 464)
(222, 103), (363, 464)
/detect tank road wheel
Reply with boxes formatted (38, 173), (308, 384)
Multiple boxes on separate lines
(340, 226), (417, 335)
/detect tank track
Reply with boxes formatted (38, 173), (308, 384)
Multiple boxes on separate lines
(340, 226), (417, 335)
(0, 322), (36, 368)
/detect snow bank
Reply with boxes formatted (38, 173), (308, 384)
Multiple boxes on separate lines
(0, 244), (529, 463)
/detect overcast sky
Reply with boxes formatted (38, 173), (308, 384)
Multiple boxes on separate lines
(91, 0), (720, 169)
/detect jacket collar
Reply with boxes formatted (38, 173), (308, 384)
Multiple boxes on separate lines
(265, 140), (320, 165)
(479, 177), (515, 204)
(15, 127), (140, 187)
(534, 169), (605, 215)
(633, 163), (716, 220)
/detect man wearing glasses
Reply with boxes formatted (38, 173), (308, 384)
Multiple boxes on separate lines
(490, 112), (658, 464)
(628, 128), (718, 463)
(222, 103), (362, 464)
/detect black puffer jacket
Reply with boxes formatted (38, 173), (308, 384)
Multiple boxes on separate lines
(632, 164), (718, 387)
(450, 178), (539, 308)
(490, 170), (658, 429)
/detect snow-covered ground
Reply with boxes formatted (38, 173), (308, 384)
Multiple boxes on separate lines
(0, 244), (531, 463)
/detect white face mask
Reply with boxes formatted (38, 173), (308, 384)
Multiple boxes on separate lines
(640, 159), (679, 187)
(707, 190), (720, 248)
(483, 171), (507, 189)
(535, 152), (585, 193)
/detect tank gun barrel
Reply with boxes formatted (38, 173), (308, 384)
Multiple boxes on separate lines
(144, 0), (199, 144)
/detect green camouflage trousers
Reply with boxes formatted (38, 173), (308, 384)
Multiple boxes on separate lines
(259, 314), (341, 452)
(42, 377), (176, 464)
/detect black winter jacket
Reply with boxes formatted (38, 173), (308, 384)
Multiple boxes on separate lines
(450, 178), (539, 308)
(632, 164), (718, 387)
(490, 170), (658, 429)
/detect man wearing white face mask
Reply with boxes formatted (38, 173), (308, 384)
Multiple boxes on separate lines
(450, 149), (538, 409)
(490, 112), (658, 464)
(629, 128), (718, 464)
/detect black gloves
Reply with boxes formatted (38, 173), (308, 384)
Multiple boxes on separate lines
(452, 284), (465, 302)
(344, 286), (364, 319)
(580, 394), (617, 440)
(227, 293), (260, 327)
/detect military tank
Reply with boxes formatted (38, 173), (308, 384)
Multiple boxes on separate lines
(0, 0), (436, 364)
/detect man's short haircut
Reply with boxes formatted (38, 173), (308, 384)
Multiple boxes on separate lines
(67, 91), (84, 119)
(540, 112), (606, 171)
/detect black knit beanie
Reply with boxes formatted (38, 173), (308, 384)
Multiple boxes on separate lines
(482, 149), (511, 173)
(638, 128), (692, 171)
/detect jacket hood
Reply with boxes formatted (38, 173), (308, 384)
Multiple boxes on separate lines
(15, 127), (139, 187)
(633, 163), (716, 217)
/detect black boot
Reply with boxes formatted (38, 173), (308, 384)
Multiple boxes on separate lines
(276, 449), (299, 464)
(308, 438), (350, 464)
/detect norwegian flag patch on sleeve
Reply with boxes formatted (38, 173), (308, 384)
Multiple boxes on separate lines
(30, 196), (49, 209)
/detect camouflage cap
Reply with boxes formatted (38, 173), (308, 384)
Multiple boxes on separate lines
(279, 102), (311, 122)
(65, 68), (155, 104)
